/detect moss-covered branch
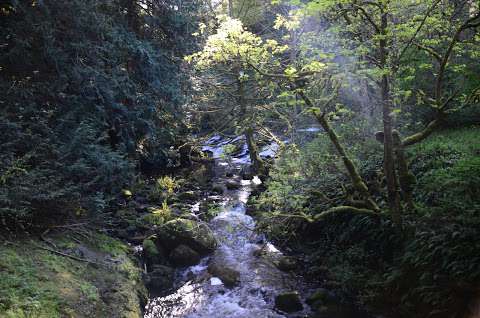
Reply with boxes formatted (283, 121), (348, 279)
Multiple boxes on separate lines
(312, 206), (378, 222)
(297, 90), (379, 212)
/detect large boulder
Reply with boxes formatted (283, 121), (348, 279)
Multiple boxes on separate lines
(275, 291), (303, 313)
(169, 244), (201, 267)
(144, 265), (174, 296)
(207, 262), (240, 288)
(157, 218), (217, 255)
(240, 166), (254, 180)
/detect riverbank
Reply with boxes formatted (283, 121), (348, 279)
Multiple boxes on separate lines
(0, 231), (146, 317)
(0, 152), (221, 317)
(250, 126), (480, 318)
(143, 135), (315, 317)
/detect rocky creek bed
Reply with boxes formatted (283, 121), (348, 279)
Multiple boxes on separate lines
(138, 136), (373, 318)
(0, 135), (371, 318)
(142, 136), (312, 318)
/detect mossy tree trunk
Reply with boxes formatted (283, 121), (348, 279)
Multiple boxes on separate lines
(237, 72), (266, 176)
(297, 91), (379, 212)
(379, 9), (402, 224)
(245, 126), (266, 176)
(393, 131), (415, 210)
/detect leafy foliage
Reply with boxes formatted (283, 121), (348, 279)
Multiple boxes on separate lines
(255, 126), (480, 317)
(0, 0), (200, 228)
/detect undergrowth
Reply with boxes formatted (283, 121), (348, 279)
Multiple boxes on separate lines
(252, 125), (480, 317)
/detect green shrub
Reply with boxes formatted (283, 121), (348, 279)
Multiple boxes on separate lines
(0, 0), (200, 228)
(256, 126), (480, 317)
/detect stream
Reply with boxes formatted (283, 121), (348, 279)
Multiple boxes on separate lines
(144, 136), (310, 318)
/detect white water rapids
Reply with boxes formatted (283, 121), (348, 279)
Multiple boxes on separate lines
(144, 136), (309, 318)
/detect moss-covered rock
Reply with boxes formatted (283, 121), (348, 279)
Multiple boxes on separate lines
(177, 190), (200, 202)
(121, 189), (133, 199)
(157, 218), (217, 255)
(306, 288), (338, 311)
(143, 238), (164, 267)
(169, 244), (201, 267)
(276, 256), (298, 272)
(225, 180), (241, 190)
(207, 263), (240, 288)
(144, 265), (175, 297)
(211, 183), (224, 194)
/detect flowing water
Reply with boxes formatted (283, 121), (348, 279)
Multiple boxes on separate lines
(144, 136), (310, 318)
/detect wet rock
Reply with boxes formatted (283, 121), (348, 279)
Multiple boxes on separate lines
(252, 245), (264, 257)
(169, 244), (201, 267)
(207, 263), (240, 288)
(144, 265), (174, 296)
(225, 180), (241, 190)
(275, 291), (303, 313)
(276, 256), (298, 272)
(121, 189), (133, 199)
(240, 166), (254, 180)
(212, 183), (224, 194)
(157, 218), (217, 255)
(225, 170), (235, 177)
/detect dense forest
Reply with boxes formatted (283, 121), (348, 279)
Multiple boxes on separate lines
(1, 0), (479, 318)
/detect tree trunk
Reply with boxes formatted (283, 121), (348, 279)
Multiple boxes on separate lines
(296, 90), (378, 211)
(245, 127), (266, 176)
(393, 131), (415, 210)
(123, 0), (140, 34)
(228, 0), (233, 17)
(237, 70), (266, 176)
(313, 112), (378, 211)
(379, 11), (402, 224)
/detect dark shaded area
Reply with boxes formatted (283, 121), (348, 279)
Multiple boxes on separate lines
(0, 0), (200, 228)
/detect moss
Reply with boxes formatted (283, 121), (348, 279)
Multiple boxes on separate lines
(0, 246), (62, 318)
(0, 233), (146, 318)
(142, 239), (159, 257)
(94, 233), (129, 256)
(142, 203), (172, 226)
